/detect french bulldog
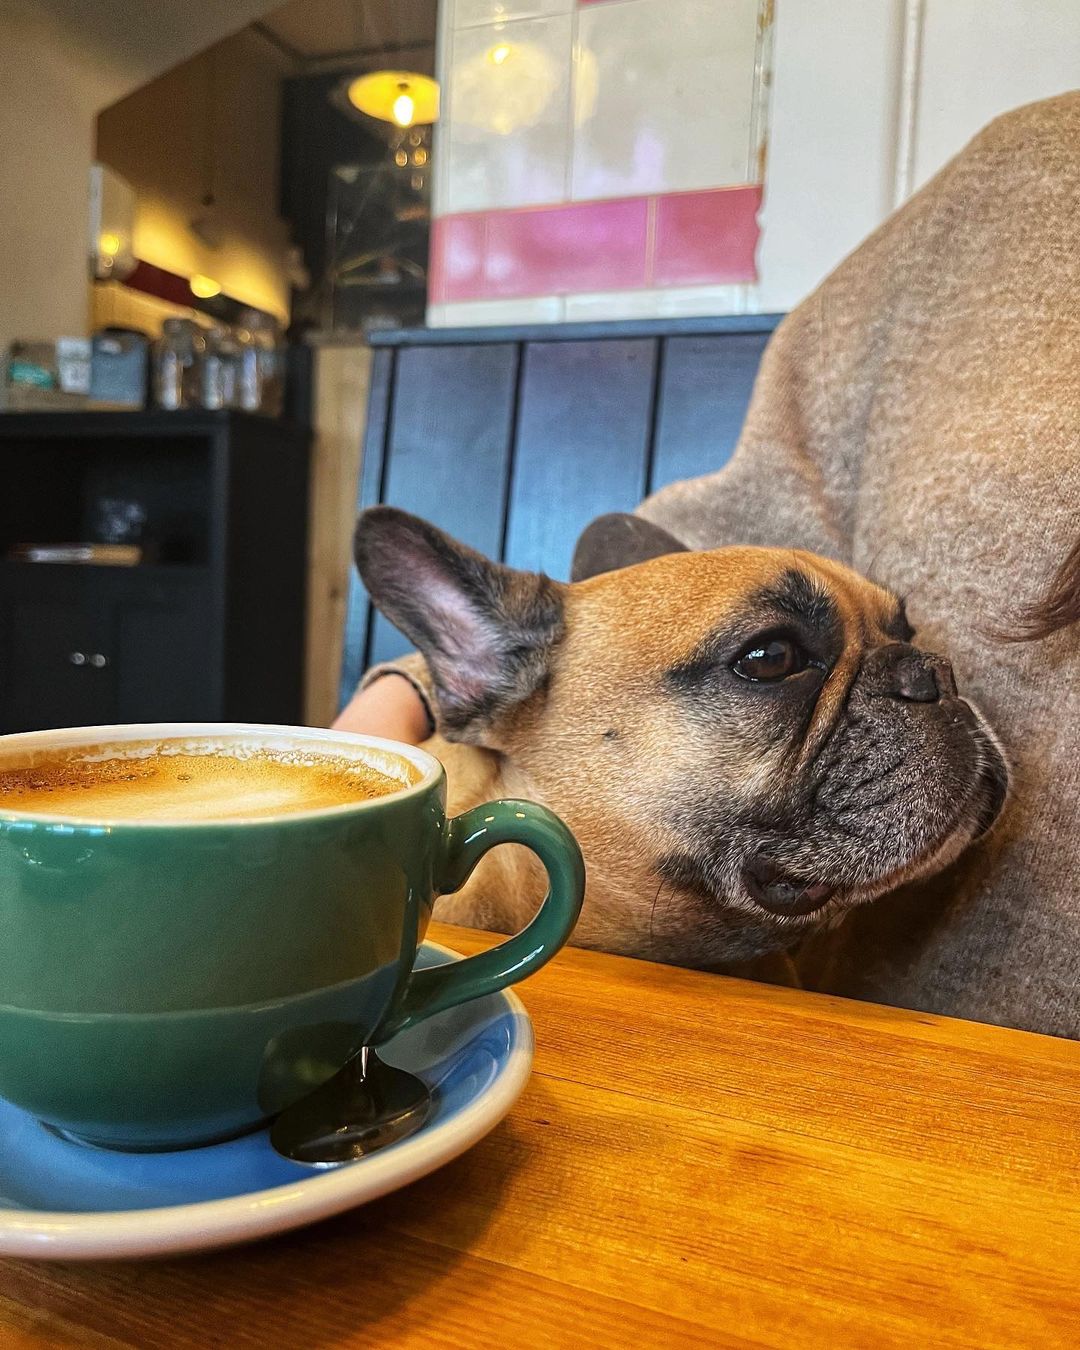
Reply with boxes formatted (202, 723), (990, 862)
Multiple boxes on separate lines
(355, 507), (1009, 969)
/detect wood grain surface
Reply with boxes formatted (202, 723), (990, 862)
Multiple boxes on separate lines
(1, 921), (1077, 1349)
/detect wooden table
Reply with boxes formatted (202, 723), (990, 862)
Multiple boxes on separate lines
(2, 922), (1077, 1348)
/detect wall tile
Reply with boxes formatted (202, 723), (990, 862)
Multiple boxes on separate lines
(653, 186), (762, 285)
(454, 0), (573, 27)
(432, 189), (759, 307)
(652, 282), (750, 317)
(429, 295), (566, 327)
(573, 0), (761, 199)
(429, 212), (486, 303)
(563, 282), (751, 321)
(562, 288), (668, 321)
(484, 196), (648, 296)
(445, 14), (573, 212)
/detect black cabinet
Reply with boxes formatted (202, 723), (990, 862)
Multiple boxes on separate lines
(342, 314), (780, 701)
(0, 412), (310, 734)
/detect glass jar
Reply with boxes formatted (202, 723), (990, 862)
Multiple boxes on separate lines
(237, 309), (284, 415)
(200, 328), (226, 410)
(154, 319), (203, 411)
(217, 330), (241, 409)
(258, 321), (285, 417)
(236, 327), (262, 412)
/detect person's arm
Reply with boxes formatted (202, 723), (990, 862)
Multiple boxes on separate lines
(333, 653), (436, 743)
(333, 671), (430, 742)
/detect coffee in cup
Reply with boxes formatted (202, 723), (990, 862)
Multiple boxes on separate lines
(0, 740), (419, 822)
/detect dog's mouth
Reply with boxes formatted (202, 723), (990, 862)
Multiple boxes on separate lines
(741, 856), (836, 918)
(742, 735), (1009, 922)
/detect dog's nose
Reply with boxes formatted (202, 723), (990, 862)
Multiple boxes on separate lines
(869, 644), (957, 703)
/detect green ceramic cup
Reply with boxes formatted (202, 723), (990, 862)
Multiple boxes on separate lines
(0, 722), (585, 1150)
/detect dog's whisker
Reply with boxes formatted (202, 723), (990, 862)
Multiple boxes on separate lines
(649, 878), (668, 942)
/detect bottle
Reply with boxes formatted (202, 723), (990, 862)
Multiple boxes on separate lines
(186, 325), (208, 407)
(200, 328), (226, 410)
(259, 320), (285, 417)
(154, 319), (190, 410)
(236, 326), (262, 411)
(237, 309), (284, 415)
(217, 330), (241, 408)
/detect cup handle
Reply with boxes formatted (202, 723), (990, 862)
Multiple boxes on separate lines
(375, 799), (585, 1042)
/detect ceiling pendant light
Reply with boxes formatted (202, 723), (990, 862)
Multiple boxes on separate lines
(347, 71), (439, 128)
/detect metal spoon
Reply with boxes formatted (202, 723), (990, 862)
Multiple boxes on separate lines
(270, 1045), (432, 1166)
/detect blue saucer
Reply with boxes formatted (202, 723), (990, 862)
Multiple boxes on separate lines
(0, 942), (534, 1259)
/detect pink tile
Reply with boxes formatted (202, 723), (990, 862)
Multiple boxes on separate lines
(429, 213), (486, 304)
(652, 186), (763, 286)
(482, 198), (649, 298)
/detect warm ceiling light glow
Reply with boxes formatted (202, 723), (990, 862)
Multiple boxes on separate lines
(392, 89), (415, 127)
(347, 70), (439, 127)
(455, 41), (557, 136)
(98, 231), (122, 257)
(190, 274), (221, 299)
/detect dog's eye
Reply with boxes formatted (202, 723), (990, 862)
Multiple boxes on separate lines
(732, 637), (807, 682)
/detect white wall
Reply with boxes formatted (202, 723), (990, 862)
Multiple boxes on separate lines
(0, 4), (98, 342)
(96, 30), (293, 323)
(0, 0), (284, 347)
(755, 0), (905, 312)
(758, 0), (1080, 313)
(912, 0), (1080, 191)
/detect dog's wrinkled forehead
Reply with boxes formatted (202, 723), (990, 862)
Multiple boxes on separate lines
(568, 547), (907, 670)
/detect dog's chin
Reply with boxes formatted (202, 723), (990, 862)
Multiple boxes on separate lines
(739, 744), (1010, 929)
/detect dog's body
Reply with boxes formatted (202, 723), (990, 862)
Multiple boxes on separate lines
(357, 509), (1008, 969)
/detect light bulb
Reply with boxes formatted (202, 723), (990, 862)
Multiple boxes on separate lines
(98, 232), (122, 257)
(190, 274), (221, 299)
(392, 90), (415, 127)
(490, 43), (511, 65)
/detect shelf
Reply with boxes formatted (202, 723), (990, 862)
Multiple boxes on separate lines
(0, 558), (206, 575)
(0, 560), (211, 584)
(0, 410), (307, 442)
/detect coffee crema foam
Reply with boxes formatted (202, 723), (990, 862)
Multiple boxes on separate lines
(0, 741), (420, 822)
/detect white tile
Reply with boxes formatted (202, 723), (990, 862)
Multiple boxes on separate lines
(563, 289), (667, 322)
(562, 284), (751, 323)
(427, 296), (565, 327)
(573, 0), (762, 200)
(653, 283), (750, 317)
(445, 14), (573, 212)
(454, 0), (573, 29)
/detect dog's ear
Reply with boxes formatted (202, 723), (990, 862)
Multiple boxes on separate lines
(355, 507), (565, 744)
(571, 512), (688, 582)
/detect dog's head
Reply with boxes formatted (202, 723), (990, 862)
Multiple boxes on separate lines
(356, 508), (1009, 965)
